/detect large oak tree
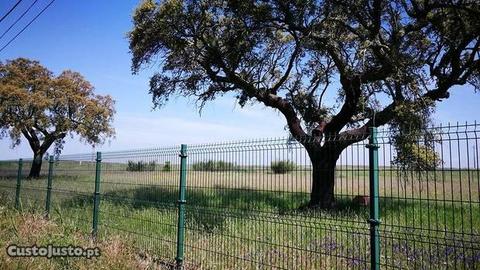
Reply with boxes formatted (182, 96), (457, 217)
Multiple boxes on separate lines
(129, 0), (479, 208)
(0, 58), (115, 178)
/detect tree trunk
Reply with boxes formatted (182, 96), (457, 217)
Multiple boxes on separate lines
(306, 145), (343, 209)
(29, 152), (44, 178)
(309, 158), (336, 208)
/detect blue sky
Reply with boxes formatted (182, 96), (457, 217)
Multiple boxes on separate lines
(0, 0), (478, 160)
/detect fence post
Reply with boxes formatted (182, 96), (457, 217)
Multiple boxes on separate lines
(44, 155), (54, 218)
(92, 152), (102, 238)
(175, 144), (187, 269)
(367, 127), (380, 270)
(15, 159), (23, 210)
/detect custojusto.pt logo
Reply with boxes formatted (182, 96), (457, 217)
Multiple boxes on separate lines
(6, 244), (100, 259)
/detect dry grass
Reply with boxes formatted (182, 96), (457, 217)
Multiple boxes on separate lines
(95, 169), (480, 202)
(0, 207), (175, 270)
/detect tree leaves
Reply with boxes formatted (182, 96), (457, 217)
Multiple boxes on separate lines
(129, 0), (479, 141)
(0, 58), (115, 157)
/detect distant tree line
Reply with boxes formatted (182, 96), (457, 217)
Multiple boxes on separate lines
(192, 160), (238, 172)
(126, 160), (156, 172)
(126, 160), (173, 172)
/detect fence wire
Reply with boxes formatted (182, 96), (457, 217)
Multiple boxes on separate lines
(0, 123), (478, 269)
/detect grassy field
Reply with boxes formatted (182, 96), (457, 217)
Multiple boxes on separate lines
(0, 161), (479, 269)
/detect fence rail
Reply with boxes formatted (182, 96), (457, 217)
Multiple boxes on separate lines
(0, 123), (479, 269)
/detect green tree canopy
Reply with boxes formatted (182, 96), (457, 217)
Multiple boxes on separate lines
(129, 0), (479, 208)
(0, 58), (115, 177)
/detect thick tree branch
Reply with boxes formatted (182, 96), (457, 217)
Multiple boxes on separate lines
(324, 75), (362, 134)
(202, 44), (308, 140)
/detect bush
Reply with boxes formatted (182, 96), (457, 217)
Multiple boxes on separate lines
(192, 160), (237, 171)
(271, 160), (295, 174)
(162, 161), (171, 172)
(393, 143), (441, 172)
(126, 160), (156, 172)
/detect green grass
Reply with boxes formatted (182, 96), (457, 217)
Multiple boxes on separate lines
(0, 167), (479, 269)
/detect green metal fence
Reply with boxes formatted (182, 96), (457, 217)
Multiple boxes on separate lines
(0, 123), (479, 269)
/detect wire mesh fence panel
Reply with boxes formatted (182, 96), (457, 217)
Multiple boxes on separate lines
(0, 122), (478, 269)
(184, 135), (371, 270)
(13, 159), (49, 213)
(48, 154), (97, 235)
(0, 160), (21, 208)
(377, 123), (480, 269)
(99, 147), (181, 266)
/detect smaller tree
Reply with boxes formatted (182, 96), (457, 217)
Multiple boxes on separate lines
(0, 58), (115, 178)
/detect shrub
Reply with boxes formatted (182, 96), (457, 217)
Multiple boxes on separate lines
(126, 160), (156, 172)
(192, 160), (237, 171)
(393, 143), (441, 172)
(162, 161), (171, 172)
(271, 160), (295, 174)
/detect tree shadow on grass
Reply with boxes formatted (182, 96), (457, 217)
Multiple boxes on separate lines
(58, 185), (465, 233)
(59, 185), (311, 232)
